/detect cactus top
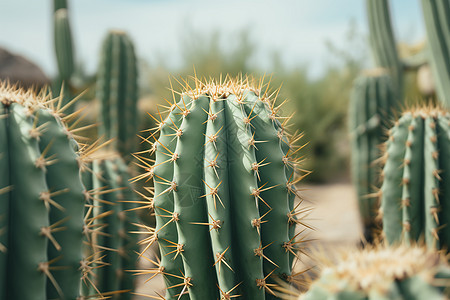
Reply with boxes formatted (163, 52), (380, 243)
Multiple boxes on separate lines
(302, 245), (449, 299)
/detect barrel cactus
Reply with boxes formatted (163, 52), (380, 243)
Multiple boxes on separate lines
(349, 69), (400, 241)
(299, 245), (450, 300)
(136, 76), (310, 299)
(379, 106), (450, 249)
(0, 81), (96, 299)
(96, 30), (138, 162)
(82, 153), (139, 299)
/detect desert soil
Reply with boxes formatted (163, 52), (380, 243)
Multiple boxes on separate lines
(132, 182), (362, 299)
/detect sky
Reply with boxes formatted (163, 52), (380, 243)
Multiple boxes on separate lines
(0, 0), (425, 79)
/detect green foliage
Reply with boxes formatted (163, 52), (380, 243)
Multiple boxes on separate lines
(380, 106), (450, 250)
(142, 78), (309, 299)
(299, 245), (450, 300)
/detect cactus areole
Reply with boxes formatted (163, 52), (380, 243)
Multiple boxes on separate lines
(138, 76), (310, 299)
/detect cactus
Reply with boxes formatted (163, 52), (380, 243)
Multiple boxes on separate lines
(366, 0), (403, 99)
(53, 0), (68, 11)
(298, 245), (450, 300)
(53, 7), (75, 113)
(0, 81), (92, 299)
(349, 69), (400, 241)
(96, 30), (138, 162)
(137, 76), (309, 299)
(379, 106), (450, 249)
(421, 0), (450, 107)
(83, 153), (139, 299)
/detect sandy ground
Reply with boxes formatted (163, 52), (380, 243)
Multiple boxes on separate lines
(132, 182), (362, 299)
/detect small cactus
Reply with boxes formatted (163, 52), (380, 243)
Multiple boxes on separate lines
(379, 106), (450, 249)
(299, 245), (450, 300)
(136, 76), (310, 299)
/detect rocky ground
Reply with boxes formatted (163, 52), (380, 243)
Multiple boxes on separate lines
(132, 182), (362, 299)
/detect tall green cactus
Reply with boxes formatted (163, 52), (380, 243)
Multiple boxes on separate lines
(96, 30), (138, 162)
(138, 76), (309, 299)
(366, 0), (403, 99)
(379, 106), (450, 249)
(0, 82), (89, 299)
(421, 0), (450, 107)
(349, 70), (400, 241)
(299, 245), (450, 300)
(83, 153), (139, 299)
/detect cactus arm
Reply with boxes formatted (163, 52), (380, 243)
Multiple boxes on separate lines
(172, 95), (218, 299)
(424, 116), (440, 248)
(224, 95), (265, 299)
(401, 117), (424, 244)
(421, 0), (450, 107)
(153, 105), (187, 299)
(244, 93), (291, 280)
(0, 105), (8, 300)
(6, 103), (49, 300)
(54, 9), (74, 83)
(36, 110), (86, 299)
(437, 116), (450, 246)
(381, 115), (410, 244)
(204, 98), (237, 294)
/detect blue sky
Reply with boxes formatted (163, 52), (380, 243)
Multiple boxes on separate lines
(0, 0), (424, 78)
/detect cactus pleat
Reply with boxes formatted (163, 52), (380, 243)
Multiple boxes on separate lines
(298, 246), (450, 300)
(97, 31), (138, 161)
(0, 104), (8, 299)
(421, 0), (450, 107)
(140, 76), (308, 299)
(349, 71), (399, 238)
(366, 0), (403, 97)
(380, 106), (450, 249)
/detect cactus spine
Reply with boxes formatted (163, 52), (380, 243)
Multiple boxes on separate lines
(349, 70), (399, 240)
(379, 106), (450, 249)
(366, 0), (403, 98)
(139, 76), (308, 299)
(0, 82), (88, 299)
(299, 245), (450, 300)
(96, 30), (138, 162)
(421, 0), (450, 107)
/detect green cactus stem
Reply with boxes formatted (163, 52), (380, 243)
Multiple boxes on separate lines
(379, 106), (450, 249)
(96, 30), (138, 162)
(349, 69), (400, 241)
(83, 152), (139, 299)
(421, 0), (450, 107)
(366, 0), (403, 99)
(137, 76), (310, 299)
(298, 245), (450, 300)
(0, 82), (95, 299)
